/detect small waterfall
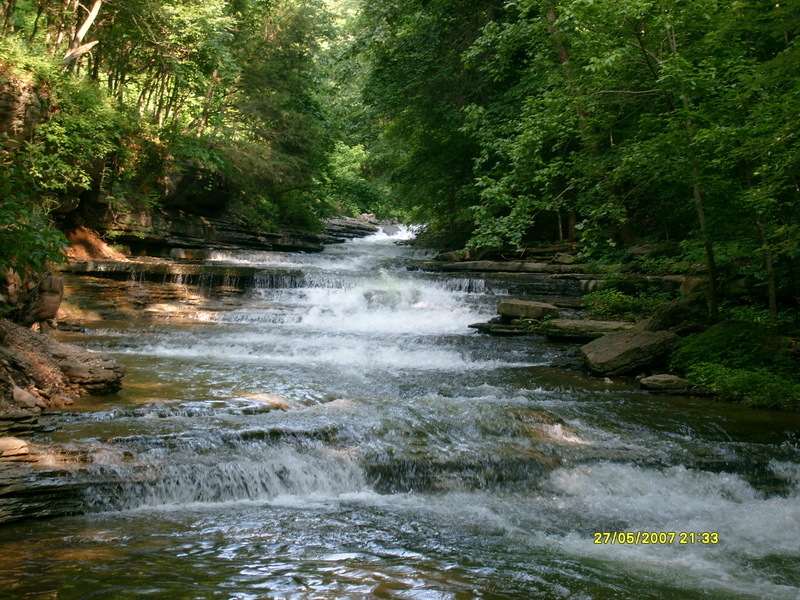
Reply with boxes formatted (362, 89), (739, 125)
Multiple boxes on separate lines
(85, 443), (367, 511)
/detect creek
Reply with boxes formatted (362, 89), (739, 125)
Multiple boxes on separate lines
(1, 229), (799, 600)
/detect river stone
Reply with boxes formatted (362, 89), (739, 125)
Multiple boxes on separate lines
(498, 300), (559, 320)
(645, 298), (696, 332)
(543, 318), (632, 341)
(469, 321), (533, 336)
(0, 437), (29, 457)
(640, 374), (695, 394)
(552, 252), (576, 264)
(11, 386), (39, 410)
(580, 330), (680, 375)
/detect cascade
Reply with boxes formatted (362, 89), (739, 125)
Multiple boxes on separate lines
(1, 226), (798, 599)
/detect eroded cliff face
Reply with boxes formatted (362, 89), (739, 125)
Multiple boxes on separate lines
(91, 210), (383, 258)
(0, 319), (126, 432)
(0, 71), (46, 144)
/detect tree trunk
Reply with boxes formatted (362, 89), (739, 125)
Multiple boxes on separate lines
(1, 0), (17, 33)
(29, 2), (45, 41)
(62, 0), (102, 65)
(691, 172), (719, 320)
(755, 219), (778, 330)
(667, 27), (719, 321)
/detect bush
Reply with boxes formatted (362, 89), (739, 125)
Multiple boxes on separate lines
(719, 303), (800, 335)
(671, 322), (800, 409)
(0, 183), (67, 278)
(686, 363), (800, 409)
(582, 288), (672, 320)
(670, 322), (796, 375)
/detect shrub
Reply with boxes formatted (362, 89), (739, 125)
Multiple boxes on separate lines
(686, 363), (800, 409)
(670, 322), (796, 375)
(672, 322), (800, 409)
(582, 288), (673, 320)
(0, 183), (67, 278)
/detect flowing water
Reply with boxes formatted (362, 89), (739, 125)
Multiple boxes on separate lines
(2, 229), (800, 600)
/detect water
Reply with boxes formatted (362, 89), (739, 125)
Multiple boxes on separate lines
(2, 228), (800, 599)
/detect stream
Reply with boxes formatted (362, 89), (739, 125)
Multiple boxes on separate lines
(1, 228), (799, 600)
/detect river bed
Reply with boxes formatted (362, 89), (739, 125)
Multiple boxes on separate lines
(1, 229), (799, 600)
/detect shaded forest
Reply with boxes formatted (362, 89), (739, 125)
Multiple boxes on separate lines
(2, 0), (800, 404)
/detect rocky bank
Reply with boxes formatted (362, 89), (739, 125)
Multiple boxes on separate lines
(0, 319), (126, 435)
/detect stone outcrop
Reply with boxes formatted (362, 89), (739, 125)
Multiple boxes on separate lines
(322, 216), (381, 241)
(639, 374), (699, 395)
(580, 330), (680, 375)
(16, 274), (64, 327)
(100, 209), (326, 255)
(0, 75), (45, 144)
(425, 260), (590, 274)
(91, 211), (384, 258)
(58, 261), (308, 322)
(543, 318), (633, 341)
(0, 272), (64, 329)
(0, 319), (126, 432)
(498, 300), (560, 320)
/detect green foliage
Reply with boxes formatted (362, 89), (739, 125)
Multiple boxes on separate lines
(671, 322), (796, 375)
(352, 0), (800, 326)
(582, 288), (672, 321)
(671, 320), (800, 409)
(15, 78), (129, 196)
(719, 303), (800, 333)
(2, 0), (342, 232)
(686, 363), (800, 409)
(0, 193), (67, 278)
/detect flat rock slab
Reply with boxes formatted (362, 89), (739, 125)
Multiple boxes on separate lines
(640, 374), (703, 395)
(424, 261), (591, 274)
(469, 322), (535, 336)
(498, 300), (560, 320)
(0, 437), (29, 458)
(544, 319), (632, 341)
(581, 330), (679, 375)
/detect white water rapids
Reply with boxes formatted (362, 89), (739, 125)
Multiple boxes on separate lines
(1, 227), (799, 600)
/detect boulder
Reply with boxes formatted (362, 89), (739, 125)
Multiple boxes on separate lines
(645, 298), (696, 332)
(0, 436), (29, 458)
(639, 374), (696, 394)
(552, 252), (576, 264)
(581, 330), (680, 375)
(498, 300), (560, 320)
(543, 318), (632, 341)
(11, 386), (45, 410)
(19, 274), (64, 326)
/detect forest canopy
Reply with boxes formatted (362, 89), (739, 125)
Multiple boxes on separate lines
(1, 0), (799, 318)
(1, 0), (360, 277)
(354, 0), (800, 317)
